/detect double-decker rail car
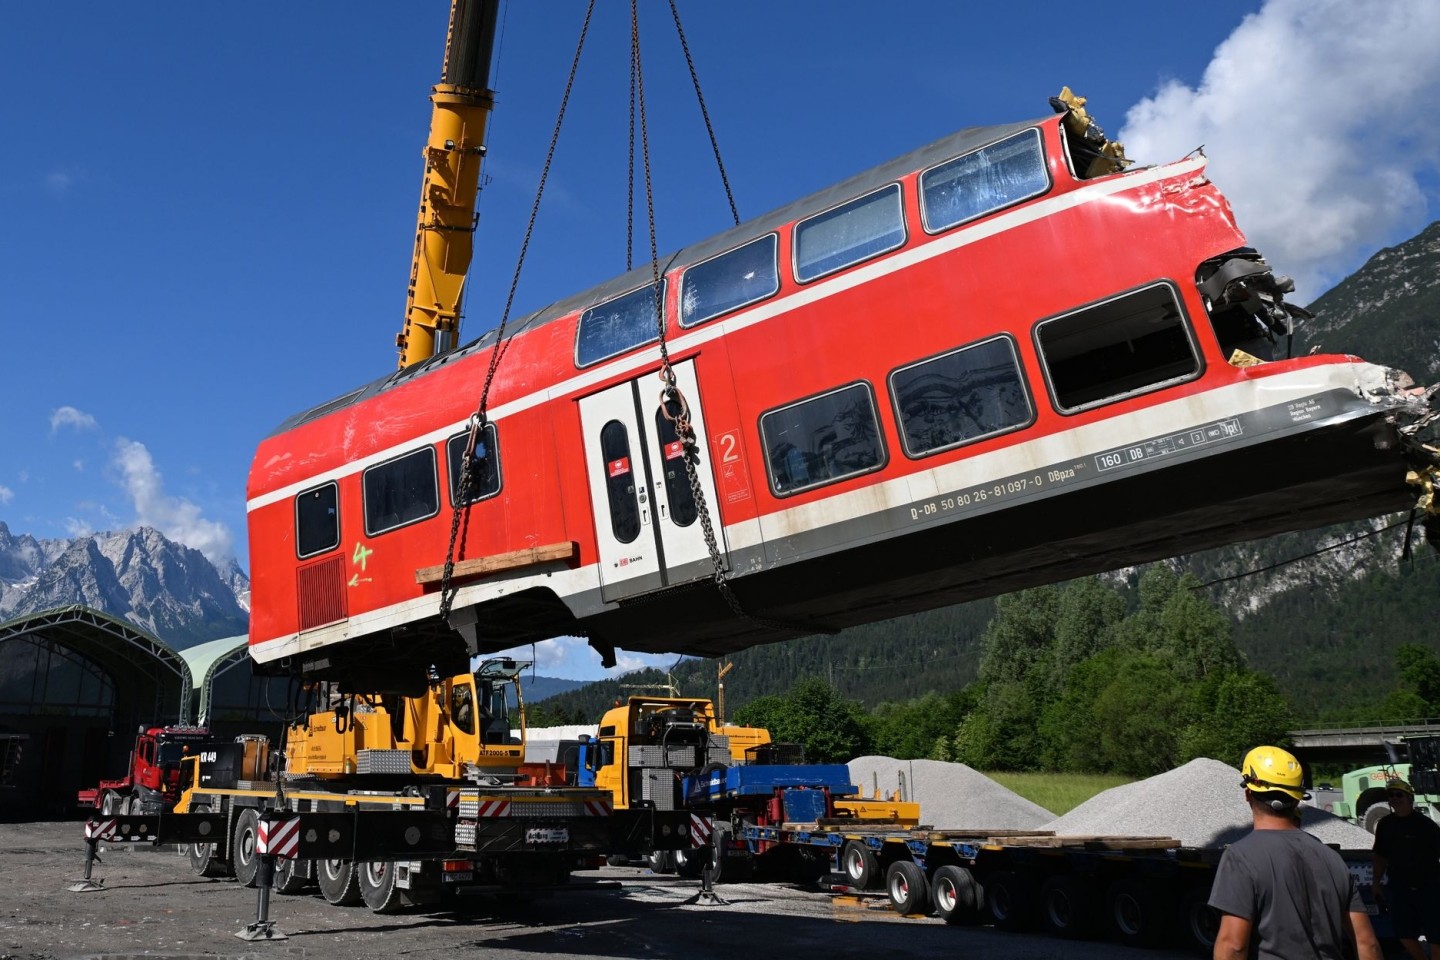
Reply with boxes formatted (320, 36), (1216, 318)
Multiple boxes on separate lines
(247, 101), (1438, 693)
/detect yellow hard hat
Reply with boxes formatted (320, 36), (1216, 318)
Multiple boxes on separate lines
(1387, 778), (1415, 796)
(1241, 745), (1308, 802)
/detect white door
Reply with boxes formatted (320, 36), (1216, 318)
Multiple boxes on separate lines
(578, 360), (727, 602)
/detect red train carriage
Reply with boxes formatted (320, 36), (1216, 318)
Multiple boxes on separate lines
(247, 107), (1436, 693)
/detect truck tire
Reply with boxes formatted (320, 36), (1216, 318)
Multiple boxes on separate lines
(931, 864), (984, 925)
(1039, 873), (1099, 939)
(274, 857), (310, 895)
(986, 869), (1034, 932)
(231, 809), (261, 887)
(1177, 882), (1220, 953)
(318, 858), (363, 906)
(1105, 877), (1167, 948)
(99, 791), (120, 816)
(674, 847), (704, 880)
(1363, 802), (1392, 834)
(841, 840), (880, 890)
(885, 860), (928, 915)
(359, 860), (405, 913)
(648, 850), (675, 874)
(187, 804), (231, 878)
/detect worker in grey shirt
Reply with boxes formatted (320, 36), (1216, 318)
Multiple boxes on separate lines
(1209, 745), (1381, 960)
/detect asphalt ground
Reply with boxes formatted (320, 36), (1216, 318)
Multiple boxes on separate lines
(1, 820), (1209, 960)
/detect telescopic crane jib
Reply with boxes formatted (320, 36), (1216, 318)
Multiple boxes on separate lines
(395, 0), (501, 369)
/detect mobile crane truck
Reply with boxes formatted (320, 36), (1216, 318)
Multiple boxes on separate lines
(554, 696), (919, 880)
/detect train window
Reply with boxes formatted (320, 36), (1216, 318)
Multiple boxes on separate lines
(920, 128), (1049, 233)
(446, 423), (501, 506)
(576, 281), (666, 368)
(295, 482), (339, 559)
(794, 184), (905, 283)
(362, 447), (440, 536)
(889, 336), (1033, 458)
(1037, 283), (1201, 413)
(653, 399), (698, 526)
(600, 420), (642, 543)
(680, 234), (779, 327)
(761, 382), (886, 496)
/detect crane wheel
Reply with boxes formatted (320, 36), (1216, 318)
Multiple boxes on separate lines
(187, 804), (231, 878)
(360, 860), (405, 913)
(231, 809), (261, 887)
(318, 858), (363, 906)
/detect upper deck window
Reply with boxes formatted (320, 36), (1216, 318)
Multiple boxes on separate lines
(1037, 283), (1201, 413)
(363, 447), (439, 536)
(576, 281), (666, 368)
(680, 234), (779, 328)
(295, 482), (340, 559)
(761, 382), (886, 496)
(920, 128), (1049, 233)
(446, 422), (501, 506)
(794, 184), (906, 283)
(889, 336), (1033, 458)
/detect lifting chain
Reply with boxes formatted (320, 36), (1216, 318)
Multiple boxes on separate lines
(439, 0), (598, 623)
(633, 3), (833, 638)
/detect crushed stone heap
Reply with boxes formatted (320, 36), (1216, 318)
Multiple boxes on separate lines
(847, 756), (1055, 831)
(1044, 757), (1375, 849)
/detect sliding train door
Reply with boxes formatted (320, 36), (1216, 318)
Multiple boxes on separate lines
(578, 360), (728, 602)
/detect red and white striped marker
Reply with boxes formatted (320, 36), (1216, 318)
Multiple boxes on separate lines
(257, 817), (301, 859)
(583, 799), (612, 817)
(689, 814), (713, 848)
(474, 799), (510, 818)
(84, 819), (116, 840)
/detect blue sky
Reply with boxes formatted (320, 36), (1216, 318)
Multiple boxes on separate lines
(3, 1), (1438, 679)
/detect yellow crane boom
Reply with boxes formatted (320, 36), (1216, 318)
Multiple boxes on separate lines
(395, 0), (501, 369)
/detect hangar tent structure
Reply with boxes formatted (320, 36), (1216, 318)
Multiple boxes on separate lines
(0, 606), (285, 818)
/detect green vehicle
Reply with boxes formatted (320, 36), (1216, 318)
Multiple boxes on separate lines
(1330, 735), (1440, 832)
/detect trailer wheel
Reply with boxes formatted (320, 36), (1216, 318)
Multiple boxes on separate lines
(1039, 873), (1099, 939)
(1105, 878), (1167, 947)
(274, 857), (310, 895)
(986, 870), (1034, 932)
(359, 860), (405, 913)
(1177, 882), (1219, 953)
(318, 858), (363, 906)
(931, 865), (984, 925)
(187, 804), (231, 878)
(841, 841), (880, 890)
(885, 860), (928, 915)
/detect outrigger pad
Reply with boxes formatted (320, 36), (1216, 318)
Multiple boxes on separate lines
(235, 920), (288, 942)
(65, 878), (105, 893)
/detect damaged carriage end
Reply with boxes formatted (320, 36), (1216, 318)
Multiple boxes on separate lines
(1353, 367), (1440, 552)
(1197, 249), (1313, 366)
(1051, 86), (1133, 178)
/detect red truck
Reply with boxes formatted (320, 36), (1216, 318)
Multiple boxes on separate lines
(77, 725), (223, 815)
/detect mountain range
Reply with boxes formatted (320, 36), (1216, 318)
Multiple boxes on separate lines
(3, 222), (1437, 716)
(0, 522), (250, 648)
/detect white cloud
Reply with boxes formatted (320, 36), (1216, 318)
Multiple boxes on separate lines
(50, 406), (98, 433)
(0, 485), (12, 505)
(45, 169), (77, 196)
(63, 517), (94, 537)
(1118, 0), (1440, 300)
(112, 437), (234, 562)
(73, 460), (85, 472)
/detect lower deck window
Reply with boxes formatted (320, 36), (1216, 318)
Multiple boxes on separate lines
(363, 448), (439, 536)
(296, 482), (340, 558)
(761, 383), (885, 495)
(446, 424), (501, 505)
(1036, 284), (1200, 412)
(890, 336), (1032, 457)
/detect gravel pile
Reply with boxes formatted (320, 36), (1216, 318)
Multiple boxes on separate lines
(847, 755), (1055, 831)
(1044, 757), (1375, 850)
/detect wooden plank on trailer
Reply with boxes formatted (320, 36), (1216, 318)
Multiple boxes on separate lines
(415, 542), (577, 585)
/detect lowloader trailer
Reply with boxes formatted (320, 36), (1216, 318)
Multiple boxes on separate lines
(676, 762), (1386, 952)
